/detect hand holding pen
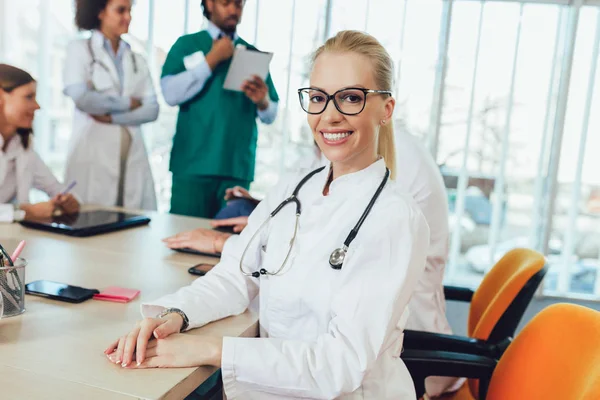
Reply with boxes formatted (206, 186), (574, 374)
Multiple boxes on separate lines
(52, 181), (80, 215)
(17, 182), (79, 220)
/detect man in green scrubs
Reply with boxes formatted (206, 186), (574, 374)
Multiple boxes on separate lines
(161, 0), (279, 218)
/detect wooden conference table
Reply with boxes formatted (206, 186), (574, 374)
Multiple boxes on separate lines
(0, 207), (258, 399)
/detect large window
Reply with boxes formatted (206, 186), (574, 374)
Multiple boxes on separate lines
(438, 2), (566, 287)
(547, 5), (600, 298)
(253, 0), (327, 193)
(0, 0), (76, 181)
(2, 0), (600, 300)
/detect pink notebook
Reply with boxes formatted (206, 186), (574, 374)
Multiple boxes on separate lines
(93, 287), (140, 303)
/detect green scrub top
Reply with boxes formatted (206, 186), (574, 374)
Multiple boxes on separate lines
(162, 30), (279, 182)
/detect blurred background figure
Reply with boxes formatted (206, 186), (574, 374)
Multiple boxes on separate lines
(161, 0), (279, 218)
(63, 0), (159, 210)
(0, 64), (79, 222)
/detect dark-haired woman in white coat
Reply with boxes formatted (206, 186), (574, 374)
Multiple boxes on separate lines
(0, 64), (79, 222)
(63, 0), (158, 209)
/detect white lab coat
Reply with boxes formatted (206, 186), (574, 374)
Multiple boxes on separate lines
(394, 133), (461, 395)
(309, 136), (452, 333)
(62, 31), (157, 210)
(0, 135), (65, 222)
(302, 134), (457, 395)
(395, 133), (451, 332)
(142, 159), (430, 399)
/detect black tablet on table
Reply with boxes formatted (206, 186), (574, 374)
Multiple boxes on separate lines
(19, 210), (151, 237)
(173, 247), (221, 258)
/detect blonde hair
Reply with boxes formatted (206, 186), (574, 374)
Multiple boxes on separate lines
(312, 30), (397, 179)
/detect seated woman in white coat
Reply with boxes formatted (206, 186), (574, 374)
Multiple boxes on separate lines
(164, 131), (461, 397)
(105, 31), (430, 399)
(0, 64), (79, 223)
(63, 0), (159, 210)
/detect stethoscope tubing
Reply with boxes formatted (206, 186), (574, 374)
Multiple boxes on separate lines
(87, 38), (139, 91)
(239, 165), (389, 278)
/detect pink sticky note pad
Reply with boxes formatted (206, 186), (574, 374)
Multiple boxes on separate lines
(93, 287), (140, 303)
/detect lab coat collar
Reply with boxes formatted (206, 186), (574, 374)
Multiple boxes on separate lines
(100, 33), (130, 58)
(206, 20), (239, 41)
(90, 30), (123, 89)
(0, 133), (24, 199)
(0, 133), (23, 157)
(324, 158), (387, 195)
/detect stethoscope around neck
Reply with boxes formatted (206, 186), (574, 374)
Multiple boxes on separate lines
(87, 37), (138, 85)
(239, 165), (390, 278)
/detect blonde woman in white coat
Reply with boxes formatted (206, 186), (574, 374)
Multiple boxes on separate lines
(162, 131), (460, 397)
(163, 131), (460, 397)
(0, 64), (79, 223)
(106, 31), (429, 399)
(63, 0), (158, 210)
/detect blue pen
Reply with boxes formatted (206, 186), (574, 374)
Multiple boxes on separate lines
(61, 180), (77, 195)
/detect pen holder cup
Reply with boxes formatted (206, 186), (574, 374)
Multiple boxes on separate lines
(0, 257), (26, 318)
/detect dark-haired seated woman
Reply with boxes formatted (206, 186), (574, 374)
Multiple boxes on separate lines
(0, 64), (79, 223)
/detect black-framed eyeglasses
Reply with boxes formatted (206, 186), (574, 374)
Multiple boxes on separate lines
(215, 0), (245, 8)
(298, 87), (392, 116)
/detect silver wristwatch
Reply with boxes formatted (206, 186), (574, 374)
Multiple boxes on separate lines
(12, 204), (25, 222)
(157, 308), (189, 332)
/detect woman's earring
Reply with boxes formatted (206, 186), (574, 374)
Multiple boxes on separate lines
(381, 120), (386, 125)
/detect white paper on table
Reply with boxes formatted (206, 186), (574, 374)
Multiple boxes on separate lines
(223, 47), (273, 92)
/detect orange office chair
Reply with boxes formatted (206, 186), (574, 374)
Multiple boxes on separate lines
(403, 248), (547, 397)
(404, 303), (600, 400)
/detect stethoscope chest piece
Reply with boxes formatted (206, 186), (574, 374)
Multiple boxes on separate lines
(329, 246), (347, 270)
